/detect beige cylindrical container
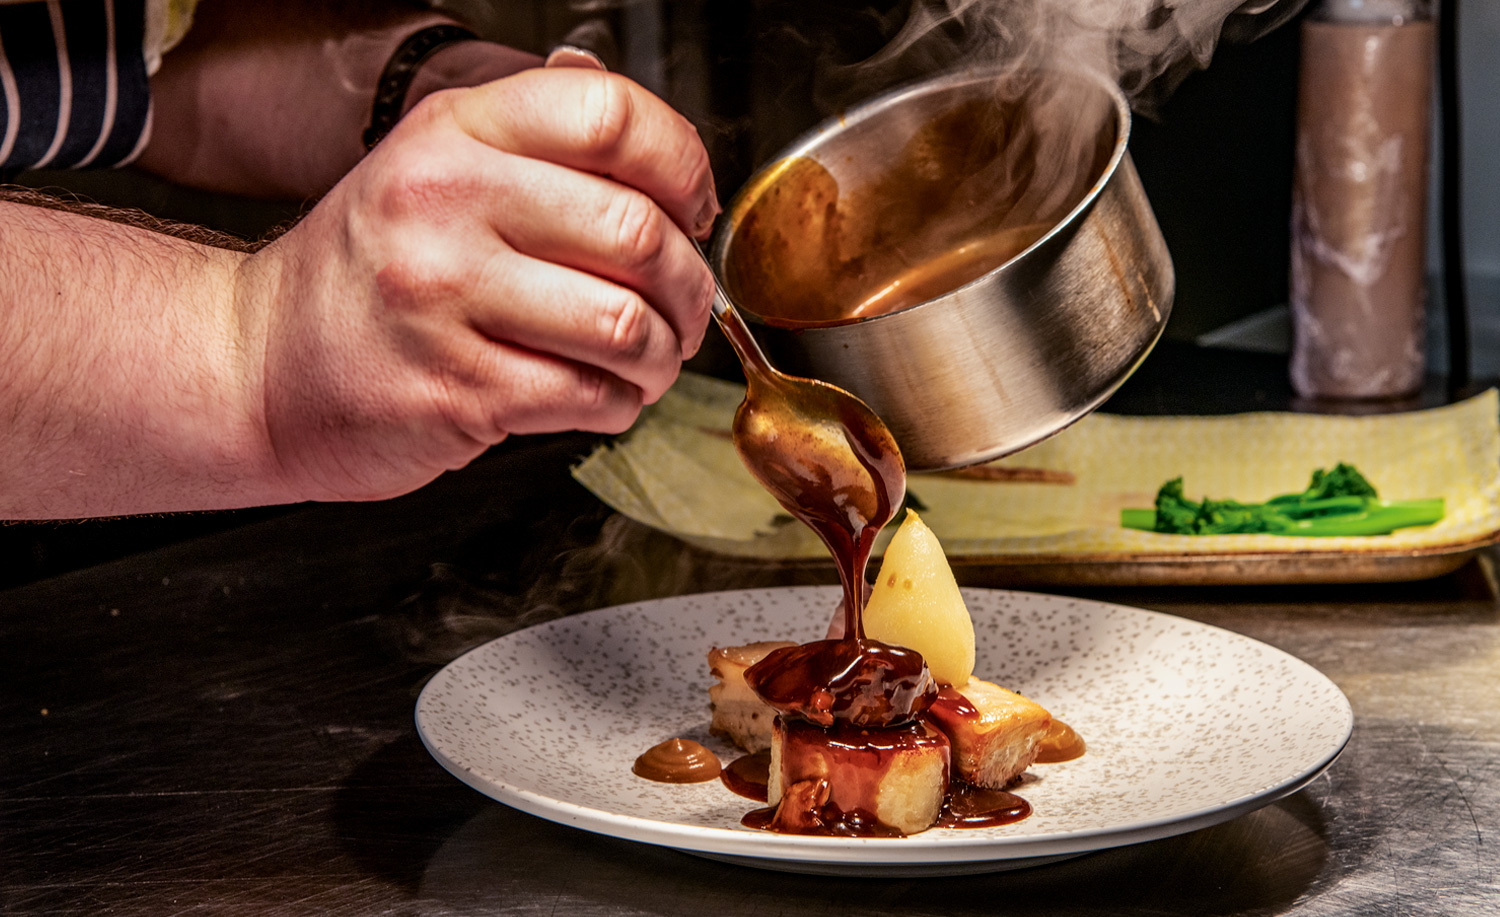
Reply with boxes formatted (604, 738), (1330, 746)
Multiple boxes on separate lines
(1289, 1), (1434, 400)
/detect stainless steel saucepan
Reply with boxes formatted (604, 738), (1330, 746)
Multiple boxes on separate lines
(710, 66), (1173, 471)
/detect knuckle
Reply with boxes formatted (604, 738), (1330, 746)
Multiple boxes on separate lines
(375, 246), (467, 312)
(597, 290), (654, 364)
(394, 168), (457, 216)
(671, 130), (713, 204)
(372, 146), (469, 222)
(577, 366), (642, 434)
(606, 191), (668, 273)
(579, 73), (633, 157)
(397, 88), (454, 138)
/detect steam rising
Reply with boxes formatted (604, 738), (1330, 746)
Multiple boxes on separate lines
(841, 0), (1310, 113)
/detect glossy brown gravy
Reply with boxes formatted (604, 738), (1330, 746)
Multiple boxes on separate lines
(724, 287), (943, 835)
(728, 759), (1031, 834)
(744, 638), (936, 729)
(937, 782), (1032, 829)
(719, 266), (1054, 836)
(728, 675), (1084, 835)
(721, 750), (770, 802)
(726, 745), (1053, 835)
(714, 311), (904, 639)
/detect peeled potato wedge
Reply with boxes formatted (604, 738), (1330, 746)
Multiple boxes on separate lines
(862, 510), (975, 687)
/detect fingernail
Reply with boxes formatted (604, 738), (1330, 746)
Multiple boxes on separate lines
(693, 195), (720, 239)
(684, 323), (708, 359)
(545, 45), (607, 70)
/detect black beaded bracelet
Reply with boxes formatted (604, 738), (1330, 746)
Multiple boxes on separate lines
(363, 24), (478, 150)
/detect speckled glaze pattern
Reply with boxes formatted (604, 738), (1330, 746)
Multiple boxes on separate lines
(416, 587), (1352, 872)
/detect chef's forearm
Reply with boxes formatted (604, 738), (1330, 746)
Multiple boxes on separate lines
(137, 1), (448, 199)
(0, 196), (287, 519)
(136, 2), (539, 201)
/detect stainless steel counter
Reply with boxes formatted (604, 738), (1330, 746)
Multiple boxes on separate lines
(3, 347), (1498, 914)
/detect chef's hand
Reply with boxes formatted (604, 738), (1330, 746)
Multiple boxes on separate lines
(236, 65), (719, 502)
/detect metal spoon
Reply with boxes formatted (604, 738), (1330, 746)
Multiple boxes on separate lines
(701, 248), (907, 638)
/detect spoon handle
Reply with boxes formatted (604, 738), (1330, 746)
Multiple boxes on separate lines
(708, 280), (733, 321)
(694, 241), (778, 375)
(693, 240), (732, 320)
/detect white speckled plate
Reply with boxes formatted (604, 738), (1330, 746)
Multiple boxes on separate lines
(415, 587), (1352, 876)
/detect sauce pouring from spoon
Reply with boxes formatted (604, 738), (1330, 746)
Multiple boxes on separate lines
(705, 252), (949, 837)
(699, 245), (907, 642)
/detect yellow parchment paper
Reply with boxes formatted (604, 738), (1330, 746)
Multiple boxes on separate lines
(571, 373), (1500, 561)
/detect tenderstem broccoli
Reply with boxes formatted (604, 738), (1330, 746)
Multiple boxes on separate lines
(1120, 463), (1444, 536)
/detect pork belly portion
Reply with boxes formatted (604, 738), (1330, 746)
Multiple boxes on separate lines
(925, 678), (1051, 788)
(707, 641), (794, 753)
(769, 717), (950, 837)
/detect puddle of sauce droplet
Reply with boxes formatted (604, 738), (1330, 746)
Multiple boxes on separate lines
(632, 738), (722, 784)
(721, 751), (770, 802)
(936, 782), (1032, 829)
(1034, 718), (1087, 764)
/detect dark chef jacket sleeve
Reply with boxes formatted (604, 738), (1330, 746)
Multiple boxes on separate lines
(0, 0), (151, 174)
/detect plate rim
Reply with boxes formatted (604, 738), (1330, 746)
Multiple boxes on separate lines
(415, 586), (1353, 867)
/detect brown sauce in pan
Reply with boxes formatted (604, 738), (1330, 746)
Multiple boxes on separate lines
(840, 224), (1049, 321)
(725, 98), (1057, 327)
(723, 80), (1112, 329)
